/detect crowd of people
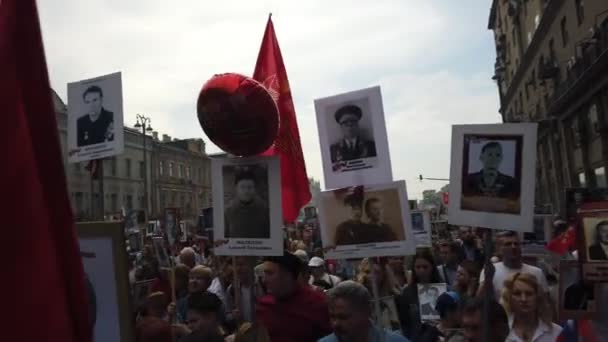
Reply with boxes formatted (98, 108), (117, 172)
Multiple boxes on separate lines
(129, 223), (592, 342)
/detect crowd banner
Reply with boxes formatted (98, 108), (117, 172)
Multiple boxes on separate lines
(211, 156), (283, 256)
(67, 72), (125, 163)
(76, 222), (133, 342)
(314, 86), (392, 190)
(448, 123), (538, 232)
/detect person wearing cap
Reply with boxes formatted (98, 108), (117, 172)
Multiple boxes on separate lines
(329, 104), (377, 163)
(319, 280), (409, 342)
(434, 291), (465, 341)
(256, 252), (332, 342)
(334, 192), (367, 246)
(309, 257), (342, 291)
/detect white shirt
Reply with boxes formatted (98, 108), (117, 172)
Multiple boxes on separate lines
(479, 262), (548, 300)
(506, 317), (562, 342)
(208, 277), (227, 307)
(309, 273), (341, 288)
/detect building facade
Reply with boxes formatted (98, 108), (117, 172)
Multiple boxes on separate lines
(54, 90), (211, 222)
(152, 135), (212, 220)
(488, 0), (608, 215)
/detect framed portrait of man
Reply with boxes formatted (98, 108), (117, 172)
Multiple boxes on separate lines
(448, 123), (537, 232)
(581, 216), (608, 262)
(211, 156), (282, 256)
(418, 283), (448, 321)
(318, 180), (416, 259)
(314, 86), (392, 189)
(558, 260), (598, 321)
(164, 208), (180, 247)
(411, 210), (432, 248)
(67, 72), (124, 163)
(76, 222), (133, 342)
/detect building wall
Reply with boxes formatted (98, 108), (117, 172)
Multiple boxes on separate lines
(489, 0), (608, 215)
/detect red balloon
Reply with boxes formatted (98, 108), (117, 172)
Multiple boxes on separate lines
(196, 73), (279, 156)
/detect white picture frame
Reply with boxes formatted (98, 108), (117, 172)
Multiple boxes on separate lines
(318, 180), (415, 259)
(314, 86), (392, 189)
(67, 72), (124, 163)
(448, 123), (537, 232)
(411, 210), (432, 248)
(418, 283), (448, 321)
(211, 156), (282, 256)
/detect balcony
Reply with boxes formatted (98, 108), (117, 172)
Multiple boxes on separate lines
(546, 19), (608, 115)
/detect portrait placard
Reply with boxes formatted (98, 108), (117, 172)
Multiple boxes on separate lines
(164, 208), (180, 246)
(411, 210), (432, 248)
(418, 283), (448, 321)
(580, 215), (608, 263)
(211, 156), (282, 256)
(152, 237), (171, 269)
(559, 260), (598, 321)
(314, 86), (392, 189)
(67, 72), (124, 163)
(76, 222), (133, 342)
(448, 123), (537, 231)
(318, 180), (415, 259)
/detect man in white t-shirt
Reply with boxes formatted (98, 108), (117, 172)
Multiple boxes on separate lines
(479, 231), (548, 300)
(309, 257), (341, 291)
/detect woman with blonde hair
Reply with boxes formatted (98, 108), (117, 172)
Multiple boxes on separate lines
(501, 272), (562, 342)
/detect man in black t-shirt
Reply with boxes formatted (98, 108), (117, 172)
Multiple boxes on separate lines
(77, 85), (114, 147)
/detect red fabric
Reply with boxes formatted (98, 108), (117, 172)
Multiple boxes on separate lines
(545, 226), (576, 256)
(256, 284), (332, 342)
(150, 277), (172, 299)
(253, 15), (311, 223)
(1, 1), (91, 341)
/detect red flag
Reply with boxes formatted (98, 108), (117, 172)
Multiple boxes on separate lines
(545, 226), (576, 256)
(1, 1), (91, 341)
(253, 15), (311, 223)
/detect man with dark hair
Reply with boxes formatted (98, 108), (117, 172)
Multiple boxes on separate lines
(437, 241), (461, 286)
(256, 252), (331, 342)
(224, 168), (270, 238)
(365, 198), (397, 243)
(329, 104), (376, 163)
(334, 191), (366, 246)
(462, 141), (519, 198)
(588, 220), (608, 260)
(179, 291), (225, 342)
(461, 297), (509, 342)
(458, 227), (484, 266)
(320, 281), (408, 342)
(76, 85), (114, 147)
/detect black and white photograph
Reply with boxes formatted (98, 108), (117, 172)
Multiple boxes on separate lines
(448, 123), (537, 232)
(411, 210), (432, 248)
(318, 181), (416, 259)
(417, 283), (447, 321)
(164, 208), (179, 246)
(314, 86), (392, 189)
(211, 156), (282, 256)
(67, 72), (124, 163)
(179, 222), (188, 242)
(146, 221), (156, 236)
(558, 260), (598, 321)
(582, 216), (608, 262)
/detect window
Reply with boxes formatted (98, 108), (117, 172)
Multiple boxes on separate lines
(125, 159), (131, 178)
(179, 164), (184, 178)
(198, 167), (202, 182)
(126, 195), (133, 211)
(579, 172), (586, 187)
(75, 192), (83, 213)
(159, 161), (164, 176)
(169, 162), (174, 177)
(111, 194), (118, 212)
(186, 166), (191, 180)
(595, 167), (606, 187)
(139, 161), (145, 179)
(74, 162), (80, 173)
(560, 17), (569, 47)
(111, 157), (117, 176)
(575, 0), (584, 26)
(589, 103), (599, 136)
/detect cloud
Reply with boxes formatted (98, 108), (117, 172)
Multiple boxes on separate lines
(38, 0), (499, 199)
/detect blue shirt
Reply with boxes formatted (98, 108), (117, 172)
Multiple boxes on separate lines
(318, 324), (409, 342)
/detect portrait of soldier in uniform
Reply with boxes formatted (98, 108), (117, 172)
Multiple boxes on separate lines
(334, 192), (366, 246)
(224, 168), (270, 239)
(329, 104), (376, 163)
(587, 220), (608, 261)
(462, 141), (519, 199)
(76, 85), (115, 147)
(364, 198), (397, 243)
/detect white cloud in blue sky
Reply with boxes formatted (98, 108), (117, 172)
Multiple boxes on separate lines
(39, 0), (501, 199)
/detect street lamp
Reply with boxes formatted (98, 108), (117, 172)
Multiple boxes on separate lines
(135, 114), (153, 218)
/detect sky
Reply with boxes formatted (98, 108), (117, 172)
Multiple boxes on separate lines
(39, 0), (501, 200)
